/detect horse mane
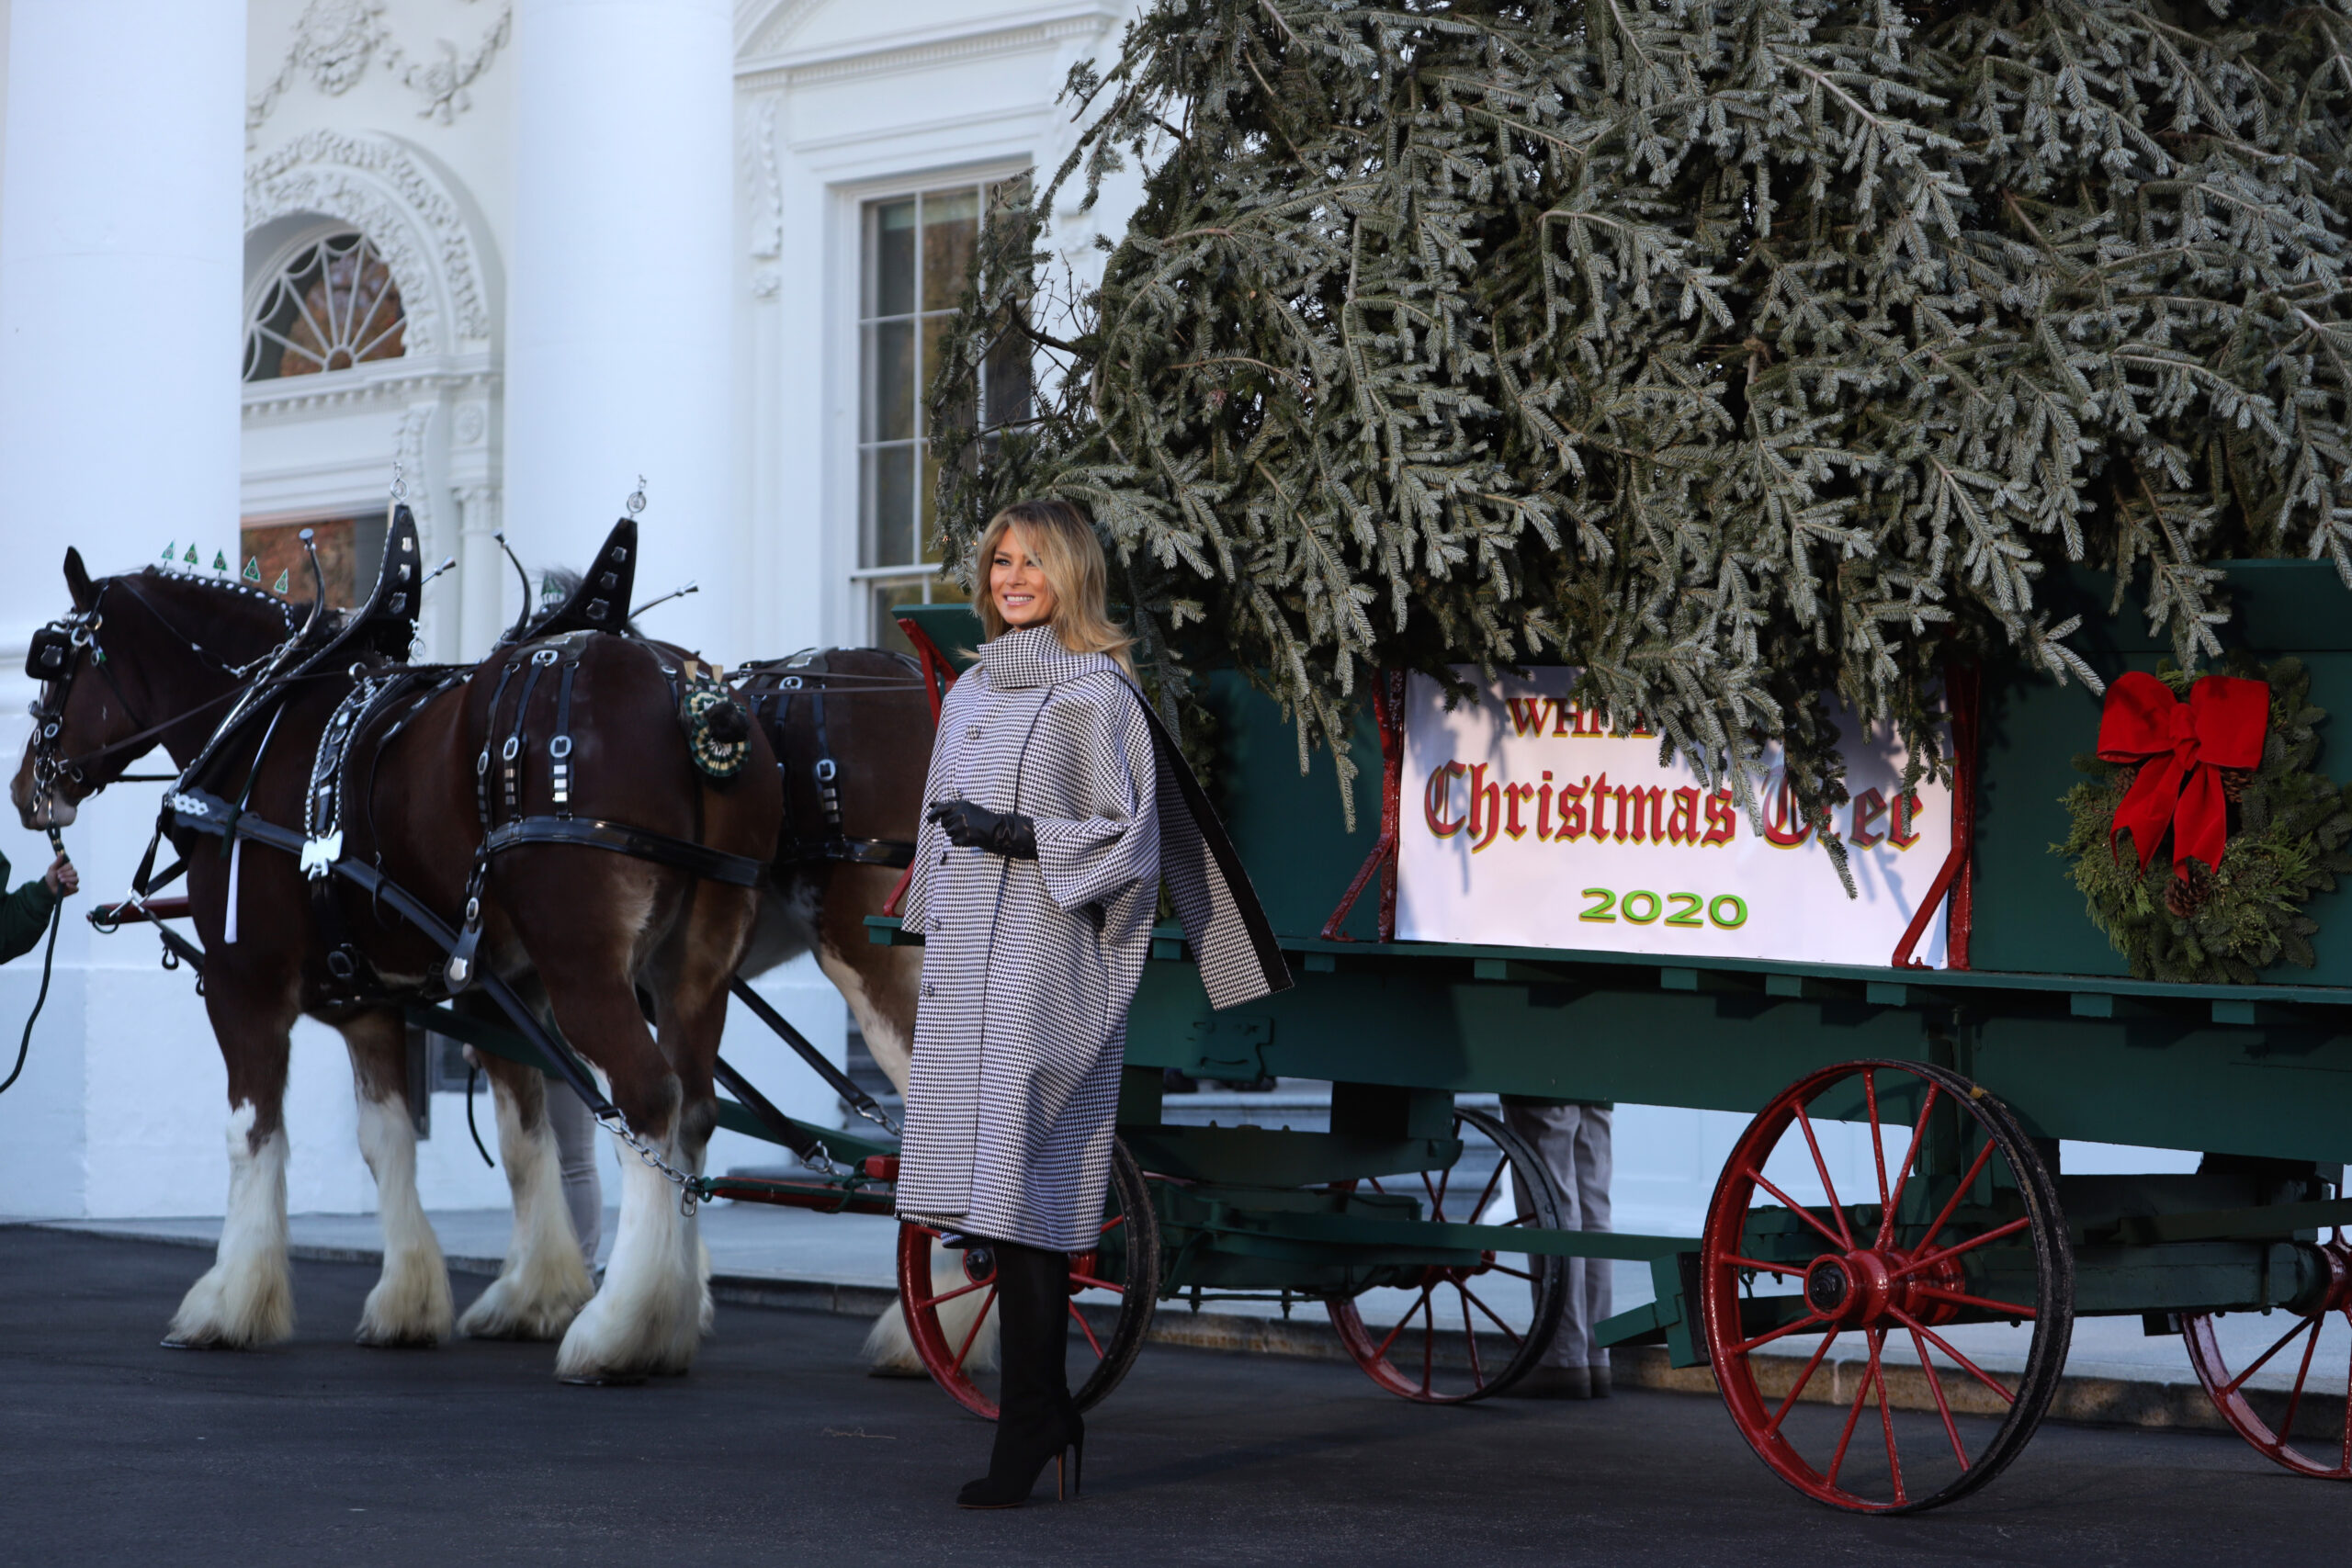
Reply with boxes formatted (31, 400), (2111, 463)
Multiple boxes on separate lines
(130, 565), (309, 645)
(527, 568), (643, 639)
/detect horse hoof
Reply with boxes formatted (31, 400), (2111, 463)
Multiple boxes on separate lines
(560, 1372), (647, 1387)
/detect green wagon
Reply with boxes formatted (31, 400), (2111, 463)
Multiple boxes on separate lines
(448, 572), (2352, 1517)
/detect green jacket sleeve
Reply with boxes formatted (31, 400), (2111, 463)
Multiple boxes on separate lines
(0, 851), (59, 964)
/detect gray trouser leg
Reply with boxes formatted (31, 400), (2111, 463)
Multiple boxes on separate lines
(1503, 1100), (1613, 1369)
(547, 1081), (604, 1269)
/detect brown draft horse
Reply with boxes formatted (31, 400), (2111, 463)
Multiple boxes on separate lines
(11, 534), (780, 1382)
(735, 649), (934, 1096)
(733, 644), (967, 1374)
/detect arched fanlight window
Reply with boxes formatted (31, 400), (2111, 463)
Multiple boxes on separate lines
(243, 231), (407, 381)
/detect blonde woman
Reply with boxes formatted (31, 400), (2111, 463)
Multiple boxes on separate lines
(895, 499), (1290, 1508)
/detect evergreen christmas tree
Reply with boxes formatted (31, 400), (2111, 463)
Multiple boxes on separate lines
(932, 0), (2352, 837)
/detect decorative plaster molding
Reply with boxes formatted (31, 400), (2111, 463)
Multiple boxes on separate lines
(741, 0), (825, 58)
(250, 0), (512, 134)
(736, 6), (1121, 91)
(246, 130), (496, 354)
(746, 93), (784, 260)
(241, 358), (497, 420)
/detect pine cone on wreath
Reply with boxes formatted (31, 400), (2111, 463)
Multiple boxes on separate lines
(2220, 767), (2254, 804)
(2165, 860), (2219, 919)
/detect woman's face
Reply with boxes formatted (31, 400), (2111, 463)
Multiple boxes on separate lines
(989, 525), (1058, 629)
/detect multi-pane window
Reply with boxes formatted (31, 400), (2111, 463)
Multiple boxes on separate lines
(243, 231), (407, 381)
(856, 176), (1031, 649)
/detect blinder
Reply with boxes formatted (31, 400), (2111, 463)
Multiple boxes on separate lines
(25, 623), (80, 683)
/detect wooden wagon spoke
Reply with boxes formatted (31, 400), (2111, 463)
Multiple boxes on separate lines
(1886, 1306), (2016, 1405)
(1460, 1293), (1484, 1386)
(1886, 1215), (2030, 1280)
(1459, 1284), (1522, 1346)
(1764, 1327), (1843, 1438)
(1869, 1329), (1907, 1508)
(2278, 1313), (2325, 1449)
(1792, 1105), (1857, 1249)
(1373, 1287), (1436, 1363)
(1726, 1254), (1797, 1278)
(919, 1275), (993, 1310)
(1906, 1323), (1972, 1471)
(1068, 1272), (1119, 1292)
(2218, 1312), (2317, 1397)
(1912, 1282), (2038, 1320)
(952, 1286), (999, 1371)
(1747, 1166), (1851, 1253)
(1911, 1136), (1999, 1257)
(1863, 1069), (1894, 1226)
(1825, 1351), (1877, 1491)
(1467, 1156), (1508, 1227)
(1069, 1301), (1106, 1359)
(1732, 1309), (1832, 1357)
(1878, 1086), (1942, 1249)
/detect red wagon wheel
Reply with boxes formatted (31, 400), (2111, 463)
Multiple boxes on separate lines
(2179, 1233), (2352, 1480)
(1700, 1060), (2074, 1514)
(896, 1138), (1160, 1420)
(1326, 1105), (1569, 1404)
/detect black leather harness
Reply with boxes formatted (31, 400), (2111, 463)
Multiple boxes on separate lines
(736, 649), (923, 870)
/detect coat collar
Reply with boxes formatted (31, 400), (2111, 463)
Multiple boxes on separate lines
(976, 624), (1118, 691)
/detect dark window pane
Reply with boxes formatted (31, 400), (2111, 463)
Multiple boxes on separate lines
(868, 321), (916, 444)
(921, 187), (978, 313)
(870, 198), (916, 318)
(865, 445), (917, 569)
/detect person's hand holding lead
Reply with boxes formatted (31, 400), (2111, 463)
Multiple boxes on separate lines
(42, 855), (76, 897)
(927, 798), (1037, 860)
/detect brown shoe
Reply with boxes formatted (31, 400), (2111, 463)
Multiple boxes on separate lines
(1498, 1365), (1591, 1399)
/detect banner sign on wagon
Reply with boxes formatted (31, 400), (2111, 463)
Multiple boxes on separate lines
(1396, 669), (1952, 966)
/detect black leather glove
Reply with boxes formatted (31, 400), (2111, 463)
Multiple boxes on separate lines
(928, 798), (1038, 860)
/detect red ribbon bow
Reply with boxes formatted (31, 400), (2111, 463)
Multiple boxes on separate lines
(2097, 671), (2267, 873)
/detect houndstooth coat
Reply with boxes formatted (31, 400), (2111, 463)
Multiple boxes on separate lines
(895, 625), (1290, 1251)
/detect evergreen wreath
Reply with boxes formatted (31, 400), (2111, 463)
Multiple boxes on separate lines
(2056, 657), (2352, 984)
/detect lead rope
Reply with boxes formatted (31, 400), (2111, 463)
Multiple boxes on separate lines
(0, 830), (69, 1099)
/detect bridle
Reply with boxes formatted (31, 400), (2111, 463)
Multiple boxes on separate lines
(23, 576), (298, 819)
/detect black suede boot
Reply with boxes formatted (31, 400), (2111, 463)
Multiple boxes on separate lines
(957, 1241), (1082, 1507)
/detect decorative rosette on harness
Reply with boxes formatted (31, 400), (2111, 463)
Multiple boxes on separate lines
(678, 660), (751, 781)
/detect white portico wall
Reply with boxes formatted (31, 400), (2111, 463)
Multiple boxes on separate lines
(506, 0), (738, 655)
(0, 0), (247, 1218)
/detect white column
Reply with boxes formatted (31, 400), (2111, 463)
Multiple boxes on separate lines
(505, 0), (739, 658)
(0, 0), (246, 1218)
(0, 0), (244, 604)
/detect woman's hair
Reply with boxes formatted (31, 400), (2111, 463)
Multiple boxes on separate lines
(972, 499), (1135, 674)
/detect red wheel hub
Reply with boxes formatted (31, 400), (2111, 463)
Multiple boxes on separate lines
(1802, 1247), (1964, 1330)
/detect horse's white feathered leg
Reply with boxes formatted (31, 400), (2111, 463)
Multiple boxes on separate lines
(353, 1089), (453, 1346)
(865, 1242), (998, 1377)
(165, 1102), (294, 1348)
(555, 1132), (703, 1382)
(458, 1071), (594, 1340)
